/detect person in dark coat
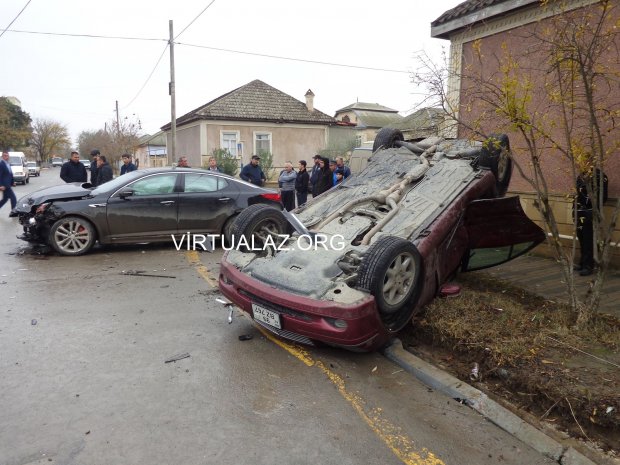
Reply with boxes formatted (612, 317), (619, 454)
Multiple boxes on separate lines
(96, 155), (113, 185)
(120, 154), (137, 175)
(309, 154), (321, 197)
(575, 169), (608, 276)
(0, 151), (17, 214)
(240, 155), (266, 186)
(60, 151), (87, 183)
(295, 160), (310, 206)
(315, 156), (333, 196)
(89, 149), (100, 186)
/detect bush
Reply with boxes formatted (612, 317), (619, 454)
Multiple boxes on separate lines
(208, 148), (239, 176)
(257, 150), (275, 181)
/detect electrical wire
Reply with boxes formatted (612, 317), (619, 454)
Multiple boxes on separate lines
(176, 42), (410, 74)
(1, 28), (166, 42)
(0, 0), (33, 40)
(122, 44), (169, 109)
(174, 0), (216, 40)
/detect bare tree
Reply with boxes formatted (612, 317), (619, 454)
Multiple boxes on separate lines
(77, 115), (142, 173)
(30, 118), (71, 163)
(413, 1), (620, 325)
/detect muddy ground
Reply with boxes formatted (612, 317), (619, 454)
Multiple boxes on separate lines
(399, 273), (620, 458)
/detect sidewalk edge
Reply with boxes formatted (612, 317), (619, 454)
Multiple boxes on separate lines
(383, 339), (599, 465)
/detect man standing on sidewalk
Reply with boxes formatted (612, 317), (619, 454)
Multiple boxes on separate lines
(0, 151), (16, 215)
(278, 161), (297, 211)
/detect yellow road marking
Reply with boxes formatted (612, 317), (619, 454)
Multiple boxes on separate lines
(189, 251), (444, 465)
(186, 250), (218, 287)
(257, 327), (445, 465)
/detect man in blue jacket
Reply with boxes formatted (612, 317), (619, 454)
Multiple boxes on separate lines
(0, 151), (17, 214)
(120, 154), (137, 175)
(240, 155), (266, 186)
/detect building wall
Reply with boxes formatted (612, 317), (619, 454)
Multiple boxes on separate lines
(445, 1), (620, 266)
(204, 121), (328, 173)
(168, 124), (202, 167)
(451, 1), (620, 197)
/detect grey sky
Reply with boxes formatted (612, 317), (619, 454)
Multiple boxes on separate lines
(0, 0), (456, 143)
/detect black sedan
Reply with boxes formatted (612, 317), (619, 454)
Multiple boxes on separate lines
(12, 168), (282, 255)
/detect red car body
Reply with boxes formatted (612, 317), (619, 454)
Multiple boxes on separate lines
(219, 132), (545, 351)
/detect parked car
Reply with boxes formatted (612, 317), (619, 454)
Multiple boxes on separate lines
(51, 157), (63, 167)
(26, 161), (41, 177)
(12, 168), (282, 256)
(8, 152), (29, 184)
(79, 159), (91, 169)
(219, 128), (546, 351)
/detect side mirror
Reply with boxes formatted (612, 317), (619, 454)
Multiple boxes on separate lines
(119, 188), (134, 199)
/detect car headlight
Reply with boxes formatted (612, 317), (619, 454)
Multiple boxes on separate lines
(35, 202), (51, 214)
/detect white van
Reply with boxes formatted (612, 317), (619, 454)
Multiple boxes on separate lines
(7, 151), (29, 184)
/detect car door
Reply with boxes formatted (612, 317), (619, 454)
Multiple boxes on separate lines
(461, 196), (546, 271)
(177, 173), (240, 234)
(105, 173), (179, 242)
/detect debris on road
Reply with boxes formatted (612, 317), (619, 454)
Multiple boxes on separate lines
(121, 270), (176, 279)
(31, 319), (37, 326)
(164, 352), (190, 363)
(238, 334), (253, 341)
(469, 362), (479, 381)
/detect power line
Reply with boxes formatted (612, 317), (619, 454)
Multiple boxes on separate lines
(122, 44), (170, 110)
(1, 28), (166, 42)
(176, 42), (410, 74)
(0, 0), (33, 40)
(175, 0), (216, 40)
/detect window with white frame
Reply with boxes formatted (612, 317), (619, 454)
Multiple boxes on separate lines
(221, 131), (240, 157)
(254, 132), (272, 155)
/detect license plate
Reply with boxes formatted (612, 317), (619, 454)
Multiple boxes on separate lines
(252, 303), (281, 329)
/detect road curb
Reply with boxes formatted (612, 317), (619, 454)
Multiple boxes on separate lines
(383, 339), (599, 465)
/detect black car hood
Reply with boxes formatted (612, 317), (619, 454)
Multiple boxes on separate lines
(17, 183), (93, 210)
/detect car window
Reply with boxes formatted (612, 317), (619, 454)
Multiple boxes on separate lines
(463, 242), (536, 272)
(184, 173), (228, 193)
(27, 162), (36, 167)
(8, 156), (22, 166)
(130, 174), (178, 196)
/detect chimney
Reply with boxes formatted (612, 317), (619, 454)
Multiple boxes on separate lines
(305, 89), (315, 112)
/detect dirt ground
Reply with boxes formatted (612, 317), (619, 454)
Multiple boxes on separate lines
(399, 273), (620, 458)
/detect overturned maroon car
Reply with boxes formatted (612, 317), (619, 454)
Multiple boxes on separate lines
(219, 128), (545, 351)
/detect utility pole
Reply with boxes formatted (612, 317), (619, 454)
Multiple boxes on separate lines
(169, 20), (176, 164)
(115, 100), (120, 132)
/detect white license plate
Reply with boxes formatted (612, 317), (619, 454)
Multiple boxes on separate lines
(252, 303), (281, 329)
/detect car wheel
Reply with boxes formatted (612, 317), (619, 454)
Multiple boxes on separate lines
(230, 204), (288, 252)
(373, 127), (404, 152)
(479, 133), (513, 197)
(49, 216), (96, 256)
(357, 235), (423, 331)
(222, 214), (238, 246)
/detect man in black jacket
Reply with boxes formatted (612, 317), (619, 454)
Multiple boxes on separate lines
(89, 150), (100, 186)
(96, 155), (113, 186)
(309, 154), (321, 197)
(575, 169), (609, 276)
(60, 151), (87, 183)
(295, 160), (309, 206)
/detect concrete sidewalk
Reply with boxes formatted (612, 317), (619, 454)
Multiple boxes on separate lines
(471, 254), (620, 319)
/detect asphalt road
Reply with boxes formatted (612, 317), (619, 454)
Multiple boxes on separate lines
(0, 169), (556, 465)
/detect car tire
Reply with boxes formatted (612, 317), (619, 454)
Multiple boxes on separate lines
(49, 216), (96, 256)
(230, 204), (288, 252)
(479, 133), (513, 197)
(357, 235), (423, 331)
(373, 127), (404, 152)
(222, 213), (238, 246)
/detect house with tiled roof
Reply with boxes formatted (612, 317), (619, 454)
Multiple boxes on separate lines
(161, 80), (335, 170)
(393, 107), (448, 140)
(133, 131), (167, 169)
(333, 102), (403, 146)
(432, 0), (619, 264)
